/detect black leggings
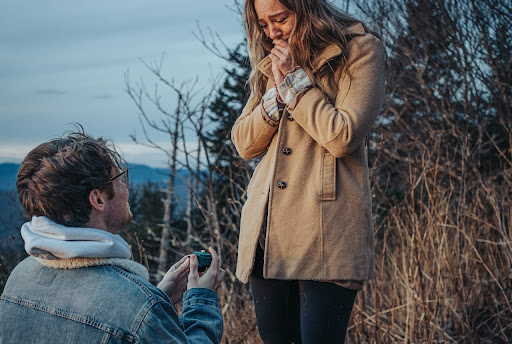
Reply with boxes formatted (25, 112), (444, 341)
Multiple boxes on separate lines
(249, 245), (357, 344)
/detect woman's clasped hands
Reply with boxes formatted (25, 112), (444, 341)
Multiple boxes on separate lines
(269, 39), (297, 85)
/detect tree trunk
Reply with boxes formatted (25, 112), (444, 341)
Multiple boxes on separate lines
(157, 98), (181, 280)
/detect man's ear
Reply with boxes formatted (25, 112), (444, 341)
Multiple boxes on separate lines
(89, 189), (107, 211)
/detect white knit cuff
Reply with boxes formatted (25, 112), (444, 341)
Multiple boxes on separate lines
(262, 87), (282, 122)
(277, 68), (312, 106)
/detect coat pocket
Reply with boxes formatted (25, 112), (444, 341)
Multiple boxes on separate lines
(321, 150), (336, 201)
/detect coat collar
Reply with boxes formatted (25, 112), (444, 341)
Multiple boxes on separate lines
(257, 22), (365, 78)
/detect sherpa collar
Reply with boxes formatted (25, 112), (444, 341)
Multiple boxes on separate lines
(35, 257), (150, 281)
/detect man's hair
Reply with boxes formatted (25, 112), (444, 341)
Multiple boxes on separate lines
(16, 128), (127, 227)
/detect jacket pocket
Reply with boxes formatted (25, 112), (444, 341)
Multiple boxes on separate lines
(321, 150), (336, 201)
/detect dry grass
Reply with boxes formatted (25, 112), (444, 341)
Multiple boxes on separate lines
(346, 150), (511, 343)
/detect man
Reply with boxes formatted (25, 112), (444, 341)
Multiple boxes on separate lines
(0, 130), (225, 343)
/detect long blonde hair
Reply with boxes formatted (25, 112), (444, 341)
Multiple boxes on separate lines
(244, 0), (369, 100)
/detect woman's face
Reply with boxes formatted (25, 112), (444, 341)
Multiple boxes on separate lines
(254, 0), (296, 41)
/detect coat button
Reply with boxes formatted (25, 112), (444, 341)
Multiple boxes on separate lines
(282, 147), (292, 155)
(277, 181), (287, 189)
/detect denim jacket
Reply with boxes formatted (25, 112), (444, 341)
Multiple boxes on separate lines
(0, 257), (223, 343)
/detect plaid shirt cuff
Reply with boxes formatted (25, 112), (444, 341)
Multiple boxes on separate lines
(276, 68), (312, 106)
(262, 87), (283, 122)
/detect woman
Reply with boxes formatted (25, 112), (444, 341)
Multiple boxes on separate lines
(231, 0), (385, 342)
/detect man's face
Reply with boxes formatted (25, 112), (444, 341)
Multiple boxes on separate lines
(104, 172), (133, 234)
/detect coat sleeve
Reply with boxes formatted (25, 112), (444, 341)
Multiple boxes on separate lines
(289, 34), (386, 158)
(231, 90), (280, 160)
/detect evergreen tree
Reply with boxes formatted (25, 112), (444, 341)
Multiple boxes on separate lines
(207, 42), (252, 171)
(199, 42), (253, 235)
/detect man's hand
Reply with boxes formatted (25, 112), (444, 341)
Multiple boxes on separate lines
(187, 247), (226, 291)
(157, 255), (190, 304)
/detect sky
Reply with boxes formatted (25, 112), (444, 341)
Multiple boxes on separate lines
(0, 0), (245, 167)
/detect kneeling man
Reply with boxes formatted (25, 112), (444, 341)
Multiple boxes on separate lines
(0, 129), (225, 343)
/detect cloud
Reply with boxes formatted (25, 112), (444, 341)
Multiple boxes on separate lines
(34, 89), (67, 95)
(0, 144), (33, 163)
(0, 141), (169, 167)
(92, 94), (113, 100)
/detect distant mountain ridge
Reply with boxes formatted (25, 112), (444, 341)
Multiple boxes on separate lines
(0, 163), (20, 191)
(0, 163), (186, 190)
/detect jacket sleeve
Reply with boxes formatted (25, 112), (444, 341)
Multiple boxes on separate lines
(135, 288), (222, 344)
(135, 299), (191, 343)
(289, 34), (386, 158)
(231, 90), (280, 160)
(181, 288), (223, 344)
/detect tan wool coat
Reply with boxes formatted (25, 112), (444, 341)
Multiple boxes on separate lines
(232, 23), (386, 284)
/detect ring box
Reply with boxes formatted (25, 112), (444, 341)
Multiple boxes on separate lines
(193, 251), (212, 272)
